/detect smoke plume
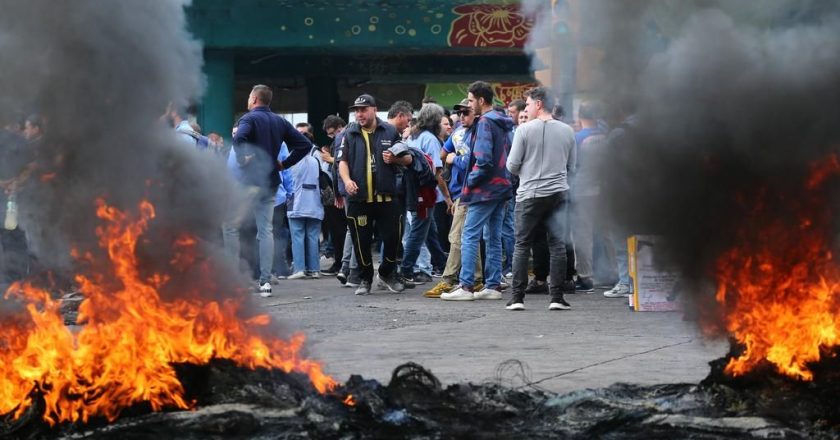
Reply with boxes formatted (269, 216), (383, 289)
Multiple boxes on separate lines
(0, 1), (245, 295)
(525, 1), (840, 315)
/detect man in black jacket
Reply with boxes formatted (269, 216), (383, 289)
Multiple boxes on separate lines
(337, 94), (405, 295)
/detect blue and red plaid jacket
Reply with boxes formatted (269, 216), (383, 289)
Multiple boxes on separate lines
(460, 109), (513, 205)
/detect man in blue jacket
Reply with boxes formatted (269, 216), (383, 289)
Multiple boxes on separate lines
(225, 84), (312, 297)
(441, 82), (513, 302)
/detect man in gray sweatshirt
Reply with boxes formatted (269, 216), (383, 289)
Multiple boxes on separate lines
(505, 86), (577, 311)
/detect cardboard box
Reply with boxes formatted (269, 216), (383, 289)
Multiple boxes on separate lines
(627, 235), (682, 312)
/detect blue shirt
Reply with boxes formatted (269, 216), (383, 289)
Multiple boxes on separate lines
(443, 126), (472, 201)
(275, 144), (294, 206)
(407, 130), (443, 202)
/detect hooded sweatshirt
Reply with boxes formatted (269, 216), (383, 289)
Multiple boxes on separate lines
(288, 154), (324, 220)
(507, 118), (577, 202)
(459, 110), (513, 205)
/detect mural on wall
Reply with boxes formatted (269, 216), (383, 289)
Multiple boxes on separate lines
(191, 1), (535, 50)
(448, 3), (534, 48)
(425, 81), (538, 107)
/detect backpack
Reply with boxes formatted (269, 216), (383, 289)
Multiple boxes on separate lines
(311, 148), (336, 206)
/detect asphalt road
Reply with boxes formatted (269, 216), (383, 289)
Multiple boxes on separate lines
(258, 269), (727, 394)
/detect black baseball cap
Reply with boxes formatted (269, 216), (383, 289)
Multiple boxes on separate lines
(349, 94), (376, 109)
(453, 98), (470, 112)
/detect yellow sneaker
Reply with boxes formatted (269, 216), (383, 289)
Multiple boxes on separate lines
(424, 281), (453, 298)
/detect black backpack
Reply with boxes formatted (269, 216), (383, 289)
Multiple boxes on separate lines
(311, 148), (335, 206)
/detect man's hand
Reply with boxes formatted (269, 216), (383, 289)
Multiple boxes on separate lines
(445, 197), (454, 215)
(344, 179), (359, 196)
(335, 196), (345, 209)
(446, 152), (456, 165)
(383, 150), (394, 164)
(0, 179), (17, 195)
(321, 146), (334, 164)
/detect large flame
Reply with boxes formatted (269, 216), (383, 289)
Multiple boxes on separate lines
(714, 155), (840, 381)
(0, 198), (336, 425)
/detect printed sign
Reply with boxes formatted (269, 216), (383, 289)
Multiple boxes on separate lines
(628, 235), (682, 312)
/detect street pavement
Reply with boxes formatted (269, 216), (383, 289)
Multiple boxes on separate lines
(258, 270), (727, 394)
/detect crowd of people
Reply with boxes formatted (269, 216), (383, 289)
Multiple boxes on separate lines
(0, 81), (636, 312)
(220, 82), (637, 311)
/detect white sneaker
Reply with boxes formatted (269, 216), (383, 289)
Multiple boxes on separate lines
(441, 287), (475, 301)
(604, 284), (633, 298)
(259, 282), (272, 297)
(288, 271), (307, 280)
(308, 271), (320, 279)
(355, 281), (371, 296)
(504, 272), (513, 279)
(473, 288), (502, 300)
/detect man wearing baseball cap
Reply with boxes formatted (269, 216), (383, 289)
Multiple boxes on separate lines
(337, 94), (405, 295)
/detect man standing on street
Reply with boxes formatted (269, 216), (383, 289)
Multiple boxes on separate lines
(505, 86), (577, 311)
(424, 99), (484, 298)
(227, 84), (312, 297)
(337, 94), (405, 295)
(441, 81), (512, 301)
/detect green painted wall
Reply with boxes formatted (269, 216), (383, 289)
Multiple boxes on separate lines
(187, 0), (532, 52)
(198, 50), (235, 138)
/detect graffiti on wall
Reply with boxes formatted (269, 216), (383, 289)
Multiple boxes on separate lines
(448, 3), (534, 48)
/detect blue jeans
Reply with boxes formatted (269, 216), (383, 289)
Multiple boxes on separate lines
(272, 203), (292, 277)
(459, 199), (505, 289)
(501, 199), (515, 273)
(289, 217), (321, 273)
(223, 185), (275, 284)
(610, 226), (632, 287)
(401, 207), (434, 277)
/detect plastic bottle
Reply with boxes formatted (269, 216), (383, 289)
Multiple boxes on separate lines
(5, 193), (17, 230)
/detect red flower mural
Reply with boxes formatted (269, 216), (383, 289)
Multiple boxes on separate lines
(494, 82), (539, 106)
(448, 3), (534, 48)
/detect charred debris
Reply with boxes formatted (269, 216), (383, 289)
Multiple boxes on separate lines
(1, 355), (839, 439)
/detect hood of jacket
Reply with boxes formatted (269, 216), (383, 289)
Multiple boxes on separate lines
(483, 109), (514, 133)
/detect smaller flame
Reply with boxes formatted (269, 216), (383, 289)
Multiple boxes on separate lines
(343, 395), (356, 407)
(713, 154), (840, 381)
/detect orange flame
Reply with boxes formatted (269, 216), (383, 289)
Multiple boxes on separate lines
(713, 155), (840, 381)
(0, 198), (336, 425)
(343, 394), (356, 407)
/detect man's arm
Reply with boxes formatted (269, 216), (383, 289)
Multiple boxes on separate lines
(383, 150), (412, 166)
(279, 119), (313, 170)
(232, 116), (253, 166)
(466, 118), (494, 188)
(436, 167), (452, 208)
(567, 130), (578, 178)
(507, 125), (525, 176)
(338, 160), (358, 196)
(279, 145), (294, 195)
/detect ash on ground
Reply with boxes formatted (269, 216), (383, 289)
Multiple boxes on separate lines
(3, 358), (839, 439)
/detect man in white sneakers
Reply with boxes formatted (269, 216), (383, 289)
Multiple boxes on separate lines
(441, 81), (513, 302)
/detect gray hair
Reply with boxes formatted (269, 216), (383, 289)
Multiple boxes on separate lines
(410, 103), (444, 139)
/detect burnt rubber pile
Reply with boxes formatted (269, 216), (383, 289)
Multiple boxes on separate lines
(3, 360), (838, 439)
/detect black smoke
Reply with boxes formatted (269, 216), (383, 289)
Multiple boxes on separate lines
(524, 1), (840, 314)
(0, 0), (247, 298)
